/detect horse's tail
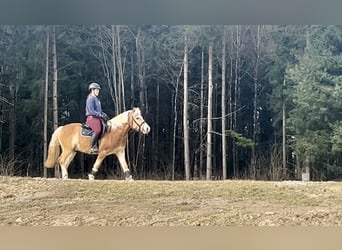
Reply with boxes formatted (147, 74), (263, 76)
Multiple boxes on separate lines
(44, 126), (62, 168)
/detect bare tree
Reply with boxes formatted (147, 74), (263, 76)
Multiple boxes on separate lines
(171, 64), (183, 180)
(129, 48), (136, 173)
(43, 27), (49, 178)
(183, 34), (190, 180)
(251, 25), (262, 179)
(206, 44), (213, 180)
(51, 25), (59, 177)
(96, 26), (117, 112)
(52, 26), (58, 131)
(199, 47), (205, 179)
(8, 72), (15, 161)
(111, 25), (119, 113)
(112, 25), (126, 113)
(153, 79), (160, 174)
(221, 27), (227, 179)
(135, 27), (147, 177)
(97, 25), (127, 114)
(228, 27), (234, 159)
(232, 25), (241, 178)
(136, 28), (146, 115)
(282, 77), (286, 177)
(0, 85), (3, 152)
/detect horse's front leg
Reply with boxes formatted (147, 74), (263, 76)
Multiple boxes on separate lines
(88, 153), (106, 180)
(116, 150), (133, 181)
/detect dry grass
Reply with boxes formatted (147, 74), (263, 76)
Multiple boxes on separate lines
(1, 176), (342, 226)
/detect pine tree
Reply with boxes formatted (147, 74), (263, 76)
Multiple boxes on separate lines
(287, 25), (342, 180)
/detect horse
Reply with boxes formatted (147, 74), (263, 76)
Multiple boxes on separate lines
(44, 107), (150, 180)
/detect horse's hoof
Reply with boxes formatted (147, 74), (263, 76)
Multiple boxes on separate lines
(125, 175), (134, 181)
(88, 174), (95, 180)
(124, 170), (133, 181)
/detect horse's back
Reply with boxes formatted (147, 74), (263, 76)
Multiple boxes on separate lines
(58, 123), (82, 148)
(61, 123), (82, 134)
(63, 123), (82, 128)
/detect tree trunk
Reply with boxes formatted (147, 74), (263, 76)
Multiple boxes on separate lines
(282, 77), (286, 178)
(228, 27), (234, 178)
(206, 44), (213, 180)
(154, 81), (160, 173)
(129, 50), (136, 174)
(52, 26), (58, 131)
(304, 156), (310, 181)
(115, 25), (126, 112)
(52, 25), (59, 178)
(199, 47), (205, 179)
(136, 28), (146, 114)
(171, 86), (178, 181)
(221, 28), (227, 180)
(183, 34), (190, 180)
(8, 71), (15, 161)
(111, 25), (119, 114)
(251, 25), (261, 179)
(135, 28), (146, 178)
(233, 25), (241, 178)
(43, 27), (49, 178)
(171, 63), (183, 180)
(0, 76), (3, 152)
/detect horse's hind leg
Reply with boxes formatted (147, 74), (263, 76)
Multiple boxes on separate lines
(58, 151), (76, 180)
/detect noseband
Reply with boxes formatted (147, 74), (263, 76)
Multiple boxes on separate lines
(129, 111), (145, 132)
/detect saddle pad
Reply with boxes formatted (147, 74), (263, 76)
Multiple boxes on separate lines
(81, 123), (93, 136)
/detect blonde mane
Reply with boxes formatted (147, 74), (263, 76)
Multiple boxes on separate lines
(107, 111), (130, 130)
(107, 108), (143, 131)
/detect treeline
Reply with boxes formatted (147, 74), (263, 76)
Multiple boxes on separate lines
(0, 25), (342, 181)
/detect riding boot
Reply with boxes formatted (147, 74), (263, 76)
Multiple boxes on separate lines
(89, 133), (99, 154)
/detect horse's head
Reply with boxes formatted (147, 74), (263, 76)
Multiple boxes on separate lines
(129, 107), (150, 134)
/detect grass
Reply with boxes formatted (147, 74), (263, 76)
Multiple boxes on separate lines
(1, 177), (342, 225)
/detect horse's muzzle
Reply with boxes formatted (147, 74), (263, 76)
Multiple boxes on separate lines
(141, 123), (151, 134)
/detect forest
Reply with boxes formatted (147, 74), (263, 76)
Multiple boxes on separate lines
(1, 25), (342, 181)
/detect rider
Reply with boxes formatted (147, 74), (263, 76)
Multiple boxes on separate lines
(85, 82), (109, 154)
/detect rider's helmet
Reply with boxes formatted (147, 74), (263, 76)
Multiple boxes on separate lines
(88, 82), (101, 91)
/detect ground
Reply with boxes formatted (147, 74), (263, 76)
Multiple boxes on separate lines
(1, 176), (342, 226)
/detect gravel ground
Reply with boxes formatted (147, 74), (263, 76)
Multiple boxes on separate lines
(1, 176), (342, 226)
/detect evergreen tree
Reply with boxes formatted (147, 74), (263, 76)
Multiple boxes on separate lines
(287, 25), (342, 180)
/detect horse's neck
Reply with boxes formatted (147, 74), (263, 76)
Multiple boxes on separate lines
(109, 111), (130, 130)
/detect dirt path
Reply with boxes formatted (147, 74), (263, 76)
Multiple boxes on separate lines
(1, 176), (342, 226)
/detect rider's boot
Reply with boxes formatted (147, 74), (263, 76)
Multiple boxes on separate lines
(89, 133), (99, 154)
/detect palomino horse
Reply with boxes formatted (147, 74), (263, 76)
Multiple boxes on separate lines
(44, 107), (150, 180)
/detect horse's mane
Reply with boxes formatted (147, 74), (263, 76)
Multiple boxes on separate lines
(106, 108), (142, 131)
(107, 111), (130, 131)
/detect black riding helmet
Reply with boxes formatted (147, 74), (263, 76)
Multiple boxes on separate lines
(88, 82), (101, 91)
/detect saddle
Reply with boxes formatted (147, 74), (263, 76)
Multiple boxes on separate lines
(81, 120), (108, 138)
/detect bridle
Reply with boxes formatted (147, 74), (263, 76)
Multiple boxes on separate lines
(129, 110), (146, 133)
